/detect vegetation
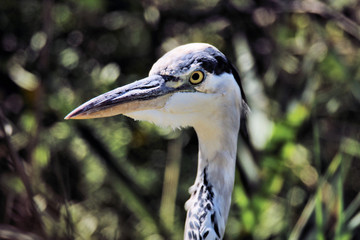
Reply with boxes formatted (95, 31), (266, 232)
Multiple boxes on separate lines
(1, 0), (360, 239)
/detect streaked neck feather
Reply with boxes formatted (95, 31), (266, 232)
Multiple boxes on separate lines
(184, 110), (240, 240)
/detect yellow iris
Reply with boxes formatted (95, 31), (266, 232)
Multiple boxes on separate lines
(189, 70), (204, 84)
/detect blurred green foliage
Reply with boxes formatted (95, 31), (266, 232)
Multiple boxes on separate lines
(1, 0), (360, 239)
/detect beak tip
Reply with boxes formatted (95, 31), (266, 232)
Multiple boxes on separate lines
(64, 109), (82, 120)
(64, 113), (73, 120)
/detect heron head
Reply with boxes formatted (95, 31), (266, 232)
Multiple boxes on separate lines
(65, 43), (244, 129)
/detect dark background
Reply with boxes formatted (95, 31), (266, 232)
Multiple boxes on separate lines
(1, 0), (360, 239)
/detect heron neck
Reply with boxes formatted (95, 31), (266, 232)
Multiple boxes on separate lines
(184, 115), (240, 239)
(196, 121), (239, 220)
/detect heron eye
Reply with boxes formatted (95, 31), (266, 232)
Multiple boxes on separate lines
(189, 71), (204, 84)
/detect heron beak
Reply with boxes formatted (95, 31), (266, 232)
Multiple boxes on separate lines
(65, 75), (187, 120)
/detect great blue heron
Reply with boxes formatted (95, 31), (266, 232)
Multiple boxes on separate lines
(65, 43), (249, 240)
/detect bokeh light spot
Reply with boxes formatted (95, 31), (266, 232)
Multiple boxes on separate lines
(144, 6), (160, 25)
(31, 31), (47, 51)
(8, 64), (39, 91)
(60, 48), (79, 69)
(100, 63), (120, 84)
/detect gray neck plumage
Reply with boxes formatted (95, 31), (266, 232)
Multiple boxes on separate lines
(184, 109), (240, 240)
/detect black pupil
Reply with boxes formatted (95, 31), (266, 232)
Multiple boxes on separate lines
(192, 73), (200, 80)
